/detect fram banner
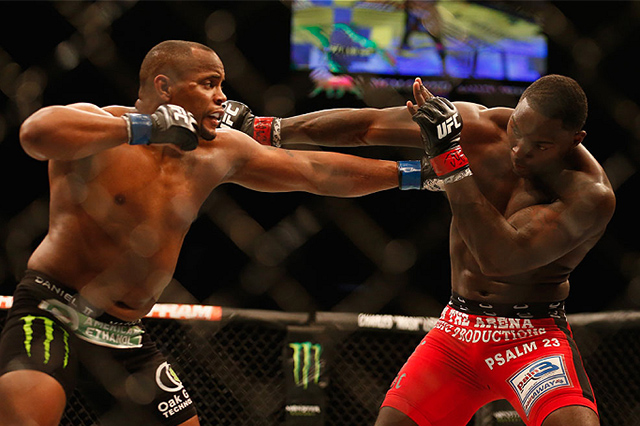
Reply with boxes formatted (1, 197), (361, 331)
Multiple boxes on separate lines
(146, 304), (222, 321)
(0, 297), (222, 321)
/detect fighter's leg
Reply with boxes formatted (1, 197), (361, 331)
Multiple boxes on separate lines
(485, 324), (599, 426)
(541, 405), (599, 426)
(178, 415), (201, 426)
(0, 297), (76, 426)
(78, 331), (198, 426)
(0, 370), (66, 426)
(375, 406), (420, 426)
(376, 329), (492, 426)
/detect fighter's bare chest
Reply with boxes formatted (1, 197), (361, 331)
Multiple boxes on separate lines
(464, 145), (550, 218)
(70, 148), (206, 227)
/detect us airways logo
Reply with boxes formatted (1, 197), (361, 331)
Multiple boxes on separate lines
(437, 113), (461, 140)
(508, 355), (571, 416)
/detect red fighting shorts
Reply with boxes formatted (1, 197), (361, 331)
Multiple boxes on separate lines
(381, 296), (597, 426)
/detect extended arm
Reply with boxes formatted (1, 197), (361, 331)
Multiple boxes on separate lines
(220, 78), (506, 150)
(220, 99), (421, 148)
(218, 130), (400, 197)
(279, 106), (422, 148)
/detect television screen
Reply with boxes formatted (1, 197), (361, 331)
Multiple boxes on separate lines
(291, 0), (547, 83)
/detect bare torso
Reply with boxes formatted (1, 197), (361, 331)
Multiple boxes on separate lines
(27, 108), (228, 322)
(23, 103), (401, 322)
(449, 102), (612, 304)
(277, 101), (614, 305)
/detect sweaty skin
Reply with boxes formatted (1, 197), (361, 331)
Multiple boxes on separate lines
(19, 48), (400, 323)
(278, 78), (616, 305)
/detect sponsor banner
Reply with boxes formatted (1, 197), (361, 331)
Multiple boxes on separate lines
(146, 303), (222, 321)
(0, 295), (12, 309)
(284, 326), (329, 425)
(357, 313), (438, 332)
(1, 296), (223, 322)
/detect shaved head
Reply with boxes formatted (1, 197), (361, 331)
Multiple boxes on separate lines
(520, 74), (588, 132)
(139, 40), (216, 91)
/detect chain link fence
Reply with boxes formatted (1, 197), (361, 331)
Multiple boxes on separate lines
(1, 304), (638, 426)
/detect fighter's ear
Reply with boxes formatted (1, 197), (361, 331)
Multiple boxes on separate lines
(153, 74), (172, 102)
(573, 130), (586, 146)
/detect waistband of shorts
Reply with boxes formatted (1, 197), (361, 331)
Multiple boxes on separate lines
(448, 292), (566, 319)
(20, 269), (141, 326)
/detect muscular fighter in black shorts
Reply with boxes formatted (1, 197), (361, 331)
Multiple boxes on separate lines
(0, 40), (422, 426)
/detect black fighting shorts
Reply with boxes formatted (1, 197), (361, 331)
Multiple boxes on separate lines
(0, 270), (198, 426)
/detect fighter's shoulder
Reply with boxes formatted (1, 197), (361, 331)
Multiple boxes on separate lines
(202, 127), (268, 154)
(102, 105), (137, 117)
(453, 102), (512, 142)
(454, 102), (512, 128)
(60, 103), (133, 117)
(565, 151), (615, 221)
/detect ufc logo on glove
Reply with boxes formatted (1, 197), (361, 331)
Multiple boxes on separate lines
(167, 105), (191, 125)
(437, 113), (462, 140)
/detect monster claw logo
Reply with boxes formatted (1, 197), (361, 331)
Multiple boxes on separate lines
(21, 315), (70, 368)
(289, 342), (322, 389)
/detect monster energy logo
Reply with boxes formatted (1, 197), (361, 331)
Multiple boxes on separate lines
(21, 315), (69, 368)
(289, 342), (322, 389)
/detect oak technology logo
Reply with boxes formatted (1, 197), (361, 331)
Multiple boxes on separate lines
(156, 361), (184, 393)
(289, 341), (322, 389)
(155, 362), (194, 419)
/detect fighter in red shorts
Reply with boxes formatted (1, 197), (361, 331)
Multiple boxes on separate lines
(383, 296), (597, 426)
(224, 75), (616, 426)
(375, 80), (614, 426)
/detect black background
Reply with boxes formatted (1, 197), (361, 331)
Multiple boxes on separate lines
(0, 1), (639, 316)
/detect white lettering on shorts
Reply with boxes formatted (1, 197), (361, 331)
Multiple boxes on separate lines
(484, 341), (539, 370)
(508, 355), (572, 417)
(435, 320), (546, 344)
(38, 299), (143, 348)
(435, 308), (547, 345)
(155, 362), (193, 418)
(157, 389), (193, 419)
(35, 276), (94, 316)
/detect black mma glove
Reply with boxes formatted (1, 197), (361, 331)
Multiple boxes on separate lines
(219, 100), (282, 147)
(123, 104), (199, 151)
(411, 97), (471, 183)
(397, 158), (445, 191)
